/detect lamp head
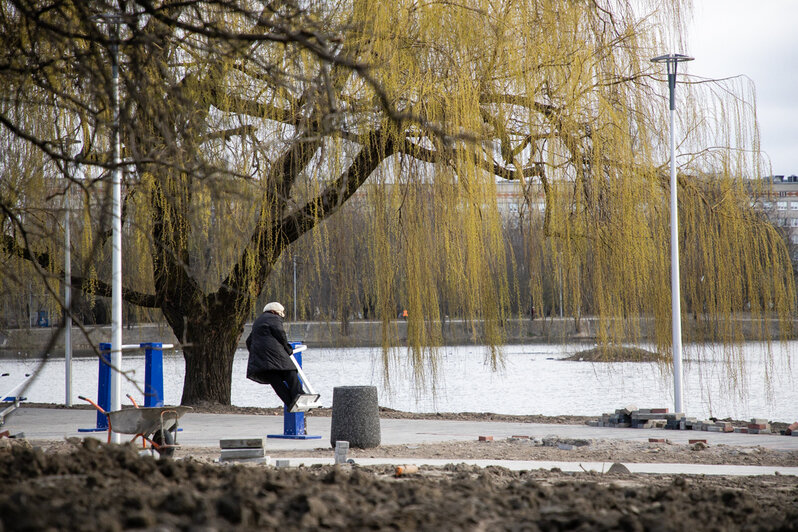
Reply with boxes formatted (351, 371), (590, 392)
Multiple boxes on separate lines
(651, 53), (694, 78)
(651, 53), (695, 64)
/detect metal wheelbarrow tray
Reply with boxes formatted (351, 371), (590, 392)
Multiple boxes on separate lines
(107, 405), (192, 435)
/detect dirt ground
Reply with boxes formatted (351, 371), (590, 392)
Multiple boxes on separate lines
(2, 438), (798, 532)
(3, 406), (798, 530)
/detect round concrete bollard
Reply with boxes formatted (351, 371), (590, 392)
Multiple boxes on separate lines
(330, 386), (381, 449)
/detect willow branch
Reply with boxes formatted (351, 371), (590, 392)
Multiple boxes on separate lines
(0, 234), (159, 307)
(201, 125), (259, 143)
(400, 137), (544, 181)
(284, 135), (395, 240)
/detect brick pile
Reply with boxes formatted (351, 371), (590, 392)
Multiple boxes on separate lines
(590, 406), (684, 429)
(588, 407), (797, 436)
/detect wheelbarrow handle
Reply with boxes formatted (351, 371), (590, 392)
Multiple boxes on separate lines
(125, 394), (140, 408)
(78, 395), (106, 414)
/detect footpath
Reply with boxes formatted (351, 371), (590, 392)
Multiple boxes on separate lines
(5, 407), (798, 477)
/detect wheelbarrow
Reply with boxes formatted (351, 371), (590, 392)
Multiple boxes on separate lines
(79, 395), (192, 457)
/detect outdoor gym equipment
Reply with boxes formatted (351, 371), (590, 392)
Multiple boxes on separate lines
(0, 372), (32, 427)
(288, 344), (322, 413)
(268, 343), (322, 440)
(79, 342), (171, 432)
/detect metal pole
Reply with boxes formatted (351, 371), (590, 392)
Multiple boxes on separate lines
(668, 82), (684, 414)
(651, 53), (693, 415)
(293, 255), (297, 321)
(64, 193), (72, 406)
(559, 260), (563, 319)
(110, 20), (123, 443)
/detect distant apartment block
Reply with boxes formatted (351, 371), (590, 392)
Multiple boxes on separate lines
(355, 178), (798, 261)
(763, 175), (798, 261)
(495, 181), (542, 218)
(497, 177), (798, 264)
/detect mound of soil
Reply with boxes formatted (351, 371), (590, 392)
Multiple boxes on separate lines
(2, 439), (797, 531)
(565, 346), (665, 362)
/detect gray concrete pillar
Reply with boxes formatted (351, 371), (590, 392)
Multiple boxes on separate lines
(330, 385), (381, 448)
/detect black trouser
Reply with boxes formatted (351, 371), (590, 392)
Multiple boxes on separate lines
(261, 369), (304, 406)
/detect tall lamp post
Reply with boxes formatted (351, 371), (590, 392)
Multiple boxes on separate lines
(110, 18), (122, 433)
(651, 53), (694, 415)
(93, 12), (124, 443)
(60, 138), (81, 407)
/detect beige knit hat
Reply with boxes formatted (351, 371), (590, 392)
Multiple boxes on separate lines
(263, 301), (285, 318)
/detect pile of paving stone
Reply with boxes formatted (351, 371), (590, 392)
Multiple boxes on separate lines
(588, 406), (798, 436)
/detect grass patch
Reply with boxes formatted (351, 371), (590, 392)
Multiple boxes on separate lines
(565, 346), (666, 362)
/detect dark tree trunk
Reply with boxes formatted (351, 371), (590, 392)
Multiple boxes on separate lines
(178, 305), (247, 405)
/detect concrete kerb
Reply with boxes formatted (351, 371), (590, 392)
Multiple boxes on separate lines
(257, 457), (798, 477)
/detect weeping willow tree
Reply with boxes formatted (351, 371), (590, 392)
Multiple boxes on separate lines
(1, 0), (793, 405)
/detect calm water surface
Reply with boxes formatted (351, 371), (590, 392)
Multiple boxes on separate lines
(2, 343), (796, 421)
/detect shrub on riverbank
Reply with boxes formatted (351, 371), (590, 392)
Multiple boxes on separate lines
(566, 346), (665, 362)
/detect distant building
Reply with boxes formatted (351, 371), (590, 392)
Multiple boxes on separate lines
(495, 180), (543, 220)
(762, 175), (798, 262)
(496, 176), (798, 265)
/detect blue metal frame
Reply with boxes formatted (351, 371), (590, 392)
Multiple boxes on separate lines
(78, 342), (111, 432)
(78, 342), (167, 432)
(142, 342), (164, 407)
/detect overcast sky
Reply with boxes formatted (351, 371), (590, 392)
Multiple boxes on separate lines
(688, 0), (798, 175)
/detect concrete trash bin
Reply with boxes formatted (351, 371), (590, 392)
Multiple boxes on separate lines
(330, 385), (381, 449)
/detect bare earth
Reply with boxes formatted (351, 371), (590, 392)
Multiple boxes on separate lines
(3, 406), (798, 530)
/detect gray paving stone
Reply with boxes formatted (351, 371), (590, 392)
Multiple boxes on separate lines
(220, 438), (263, 449)
(220, 448), (265, 460)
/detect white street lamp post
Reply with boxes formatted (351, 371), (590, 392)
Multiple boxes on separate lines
(93, 12), (124, 443)
(651, 53), (694, 415)
(110, 19), (123, 439)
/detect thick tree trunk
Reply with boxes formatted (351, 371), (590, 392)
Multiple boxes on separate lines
(178, 310), (245, 405)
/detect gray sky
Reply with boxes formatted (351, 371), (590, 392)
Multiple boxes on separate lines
(688, 0), (798, 175)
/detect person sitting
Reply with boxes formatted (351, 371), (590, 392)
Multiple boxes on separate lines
(245, 301), (319, 412)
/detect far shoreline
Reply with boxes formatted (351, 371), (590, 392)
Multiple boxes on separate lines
(2, 315), (797, 357)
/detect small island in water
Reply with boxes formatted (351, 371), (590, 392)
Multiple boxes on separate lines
(565, 346), (666, 363)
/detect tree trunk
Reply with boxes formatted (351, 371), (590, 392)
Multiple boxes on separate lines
(179, 310), (245, 405)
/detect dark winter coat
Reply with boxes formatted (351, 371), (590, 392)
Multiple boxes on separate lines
(246, 312), (295, 383)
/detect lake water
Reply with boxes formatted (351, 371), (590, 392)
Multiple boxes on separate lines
(2, 343), (796, 422)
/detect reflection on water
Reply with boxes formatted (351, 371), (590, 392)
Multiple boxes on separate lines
(2, 343), (796, 421)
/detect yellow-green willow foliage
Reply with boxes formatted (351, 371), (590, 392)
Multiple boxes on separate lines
(1, 0), (793, 404)
(344, 0), (793, 358)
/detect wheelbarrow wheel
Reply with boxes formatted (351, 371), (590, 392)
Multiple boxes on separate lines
(151, 428), (176, 458)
